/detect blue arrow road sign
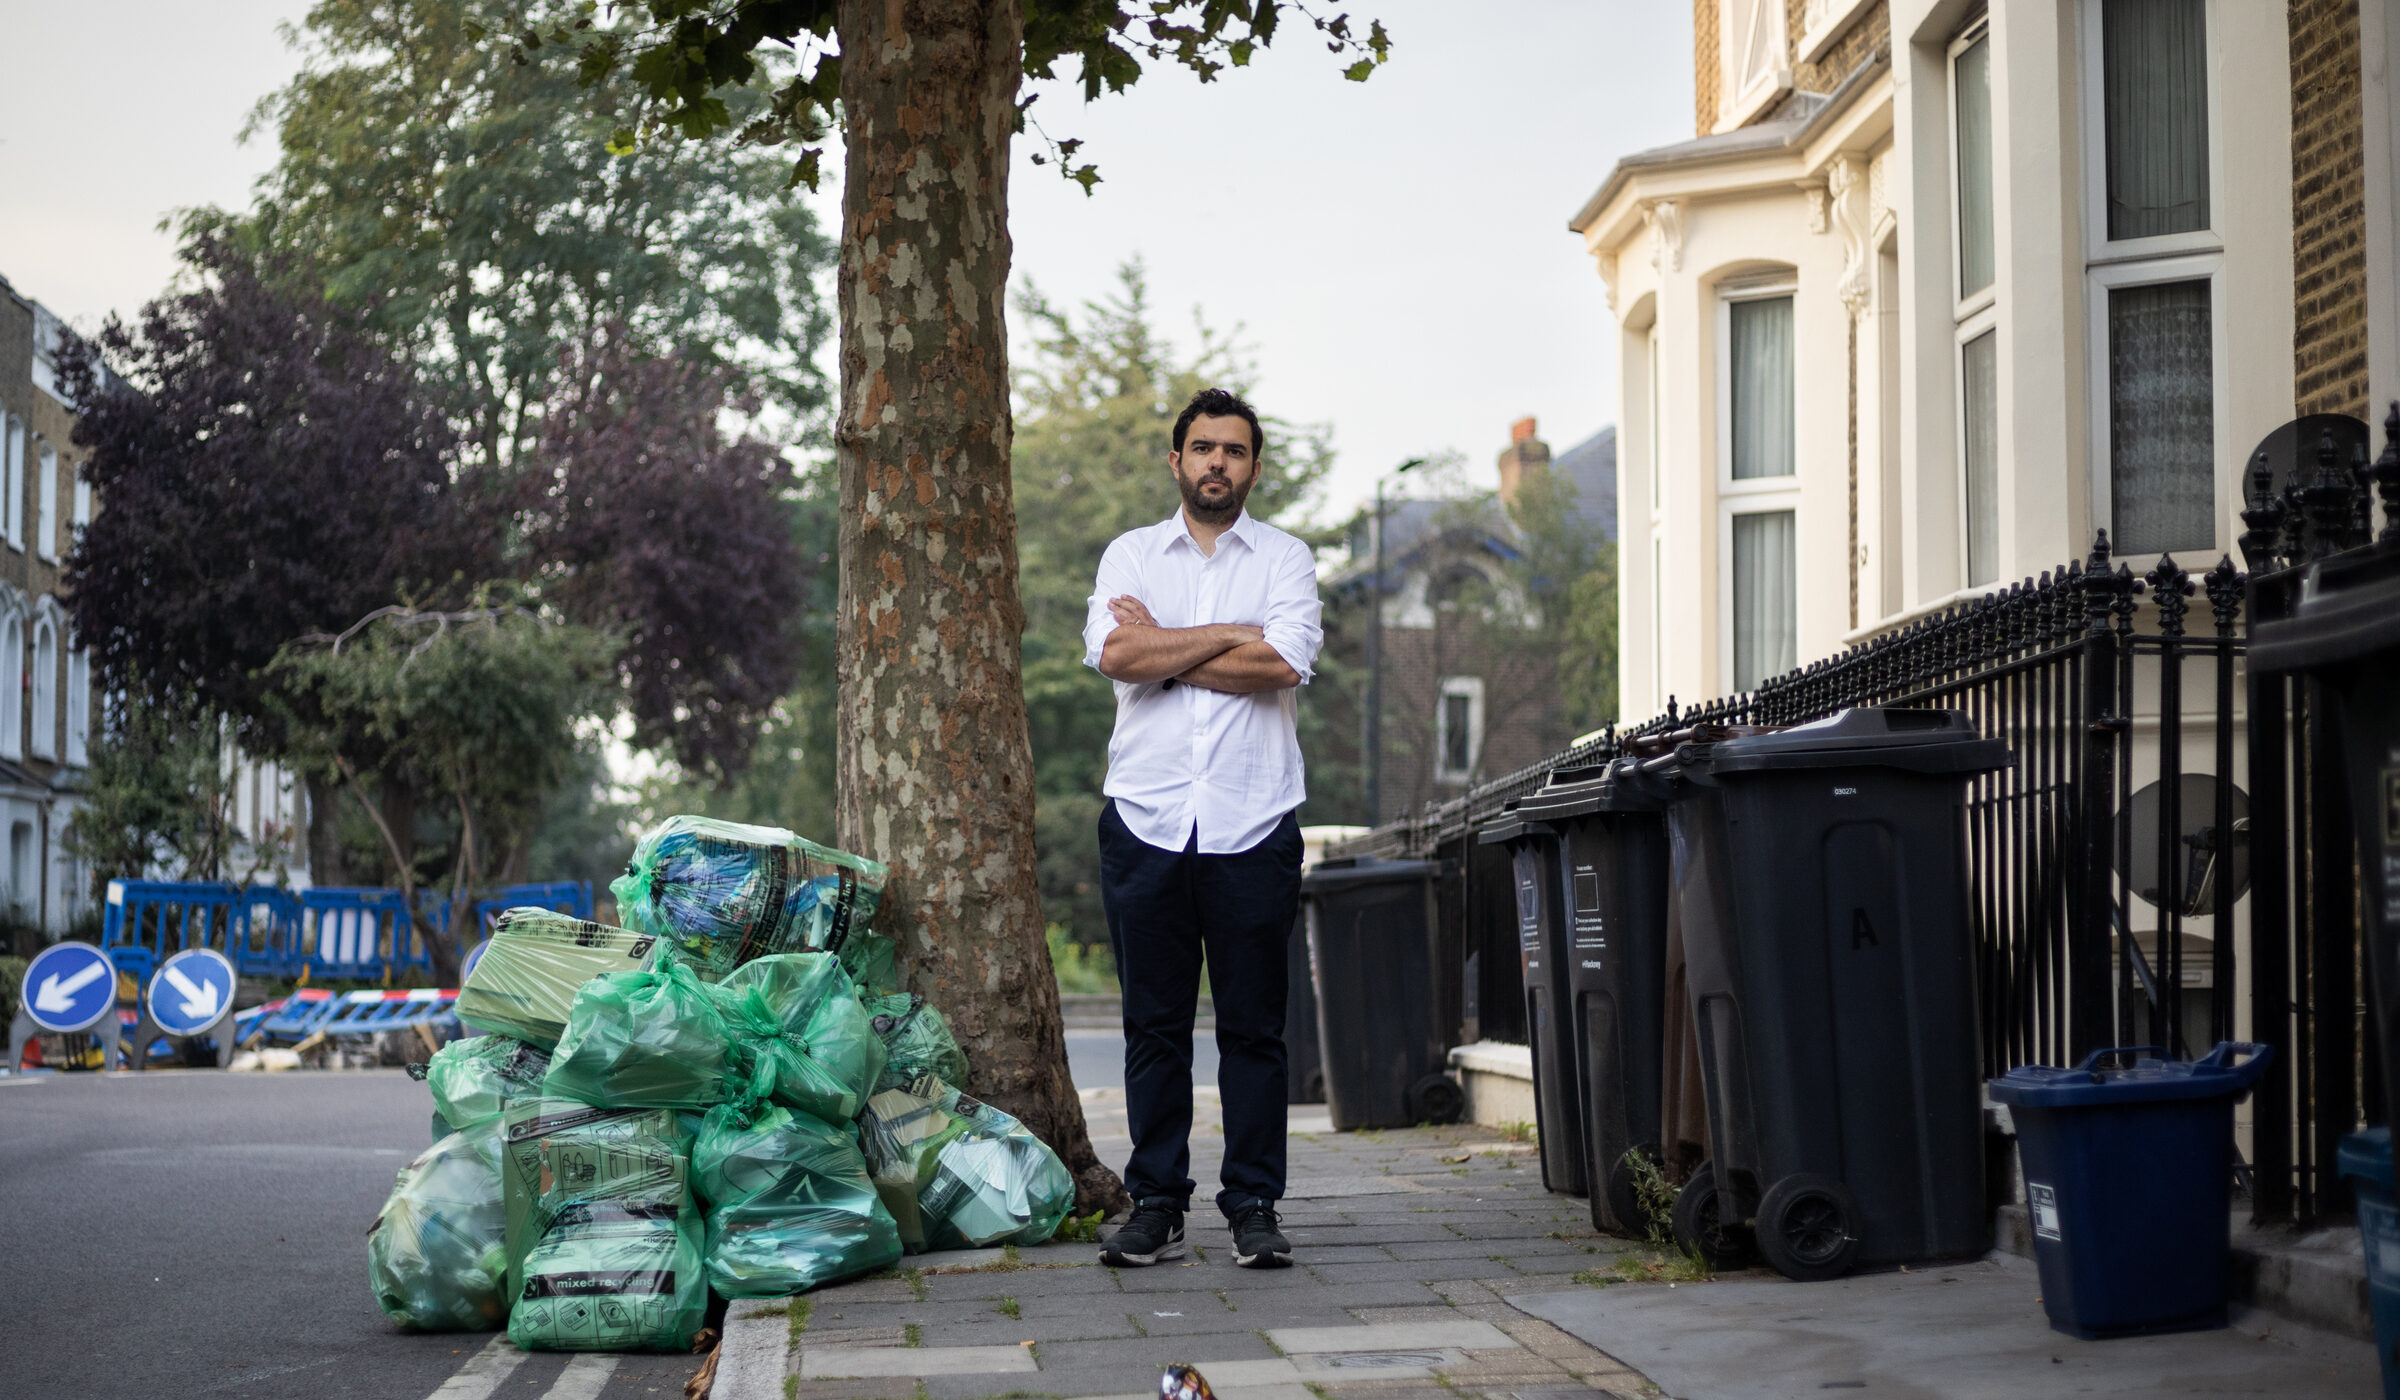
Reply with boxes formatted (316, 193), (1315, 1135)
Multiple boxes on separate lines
(147, 948), (236, 1036)
(460, 939), (491, 983)
(23, 941), (117, 1034)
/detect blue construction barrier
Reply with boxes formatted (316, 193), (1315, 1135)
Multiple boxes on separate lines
(98, 877), (587, 989)
(299, 887), (426, 981)
(472, 880), (594, 938)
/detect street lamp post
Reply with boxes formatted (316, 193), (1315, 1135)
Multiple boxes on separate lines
(1363, 458), (1423, 826)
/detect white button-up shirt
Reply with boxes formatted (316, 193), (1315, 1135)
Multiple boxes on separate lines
(1082, 509), (1324, 854)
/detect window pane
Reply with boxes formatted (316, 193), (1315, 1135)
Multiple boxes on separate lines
(1731, 510), (1797, 690)
(1962, 330), (2001, 585)
(1955, 35), (1995, 297)
(2103, 0), (2209, 240)
(1441, 693), (1471, 772)
(2108, 279), (2214, 557)
(1729, 296), (1794, 480)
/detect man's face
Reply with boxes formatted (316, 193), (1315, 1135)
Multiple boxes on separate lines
(1170, 413), (1262, 523)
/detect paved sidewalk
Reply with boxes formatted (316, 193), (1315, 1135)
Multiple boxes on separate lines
(715, 1092), (1659, 1400)
(709, 1094), (2380, 1400)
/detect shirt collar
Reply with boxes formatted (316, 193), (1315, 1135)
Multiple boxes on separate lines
(1162, 509), (1258, 554)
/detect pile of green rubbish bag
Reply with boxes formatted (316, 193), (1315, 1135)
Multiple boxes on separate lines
(365, 815), (1077, 1352)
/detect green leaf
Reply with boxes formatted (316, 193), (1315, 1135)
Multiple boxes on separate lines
(1070, 164), (1102, 196)
(1342, 58), (1374, 82)
(461, 19), (487, 42)
(790, 147), (822, 191)
(606, 126), (638, 156)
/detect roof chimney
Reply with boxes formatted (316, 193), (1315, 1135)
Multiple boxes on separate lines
(1497, 417), (1551, 509)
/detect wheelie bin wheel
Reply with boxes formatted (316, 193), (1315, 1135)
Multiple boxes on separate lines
(1670, 1162), (1756, 1267)
(1605, 1143), (1666, 1238)
(1754, 1173), (1862, 1281)
(1408, 1072), (1465, 1125)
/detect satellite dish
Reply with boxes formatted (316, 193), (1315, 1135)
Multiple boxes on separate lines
(2115, 775), (2249, 918)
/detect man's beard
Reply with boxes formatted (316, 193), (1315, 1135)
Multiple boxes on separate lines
(1177, 468), (1253, 525)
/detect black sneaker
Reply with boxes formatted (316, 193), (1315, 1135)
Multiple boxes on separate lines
(1227, 1201), (1292, 1268)
(1101, 1197), (1187, 1266)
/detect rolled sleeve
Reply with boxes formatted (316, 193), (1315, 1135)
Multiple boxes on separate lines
(1259, 537), (1324, 684)
(1083, 539), (1138, 671)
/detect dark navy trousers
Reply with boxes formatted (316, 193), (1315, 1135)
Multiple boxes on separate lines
(1098, 800), (1303, 1215)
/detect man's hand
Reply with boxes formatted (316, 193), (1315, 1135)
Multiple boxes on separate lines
(1108, 595), (1162, 630)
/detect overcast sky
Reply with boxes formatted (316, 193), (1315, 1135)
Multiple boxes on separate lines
(0, 1), (1691, 524)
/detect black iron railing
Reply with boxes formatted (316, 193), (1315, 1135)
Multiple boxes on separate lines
(1332, 404), (2400, 1224)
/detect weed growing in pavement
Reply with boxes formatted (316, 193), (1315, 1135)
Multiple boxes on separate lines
(1495, 1120), (1538, 1144)
(784, 1376), (798, 1400)
(904, 1268), (927, 1301)
(1610, 1249), (1715, 1284)
(1054, 1208), (1107, 1243)
(787, 1295), (814, 1344)
(993, 1295), (1021, 1319)
(1624, 1152), (1683, 1248)
(1215, 1288), (1237, 1313)
(904, 1323), (924, 1347)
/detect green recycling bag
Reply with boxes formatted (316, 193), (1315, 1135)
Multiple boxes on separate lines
(421, 1035), (552, 1134)
(499, 1099), (688, 1305)
(509, 1188), (707, 1352)
(542, 959), (735, 1110)
(920, 1080), (1077, 1250)
(368, 1127), (508, 1332)
(693, 1102), (902, 1295)
(863, 993), (969, 1092)
(716, 954), (886, 1122)
(610, 816), (889, 983)
(856, 1079), (970, 1252)
(456, 910), (663, 1050)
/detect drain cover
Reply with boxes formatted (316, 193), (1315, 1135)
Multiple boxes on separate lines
(1322, 1351), (1447, 1369)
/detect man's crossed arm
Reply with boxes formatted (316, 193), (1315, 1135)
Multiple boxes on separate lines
(1096, 596), (1302, 693)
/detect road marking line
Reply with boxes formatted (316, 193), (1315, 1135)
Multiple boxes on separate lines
(424, 1333), (526, 1400)
(541, 1353), (619, 1400)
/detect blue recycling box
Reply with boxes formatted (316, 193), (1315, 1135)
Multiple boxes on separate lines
(2341, 1128), (2400, 1400)
(1988, 1042), (2272, 1340)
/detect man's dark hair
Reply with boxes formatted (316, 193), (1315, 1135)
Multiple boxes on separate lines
(1172, 386), (1264, 457)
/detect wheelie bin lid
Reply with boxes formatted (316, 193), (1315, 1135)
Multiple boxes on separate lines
(2340, 1127), (2393, 1191)
(1300, 855), (1442, 894)
(1689, 707), (2011, 776)
(2250, 543), (2400, 674)
(1474, 802), (1555, 847)
(1517, 758), (1667, 819)
(1987, 1042), (2272, 1108)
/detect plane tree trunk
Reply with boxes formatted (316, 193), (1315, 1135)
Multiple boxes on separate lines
(832, 0), (1127, 1217)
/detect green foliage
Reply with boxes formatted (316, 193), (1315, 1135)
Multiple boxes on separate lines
(1045, 923), (1119, 996)
(495, 1), (1392, 192)
(1505, 463), (1619, 734)
(242, 0), (835, 468)
(1623, 1151), (1682, 1248)
(1051, 1207), (1106, 1244)
(62, 697), (298, 888)
(1011, 263), (1335, 942)
(0, 956), (25, 1029)
(268, 602), (614, 957)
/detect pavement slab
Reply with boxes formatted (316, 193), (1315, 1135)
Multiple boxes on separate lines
(1510, 1253), (2383, 1399)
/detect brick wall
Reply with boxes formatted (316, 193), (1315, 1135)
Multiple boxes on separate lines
(1696, 0), (1721, 136)
(1791, 1), (1889, 96)
(2291, 0), (2369, 418)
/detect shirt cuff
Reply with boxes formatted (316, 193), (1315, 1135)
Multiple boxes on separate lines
(1083, 621), (1117, 671)
(1261, 630), (1315, 684)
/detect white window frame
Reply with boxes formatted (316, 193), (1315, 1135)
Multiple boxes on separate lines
(3, 425), (21, 554)
(1433, 676), (1486, 785)
(1718, 504), (1801, 694)
(1651, 534), (1666, 714)
(1647, 329), (1664, 516)
(2082, 253), (2228, 557)
(1715, 278), (1801, 497)
(1955, 305), (2002, 586)
(1716, 0), (1795, 132)
(2079, 0), (2222, 268)
(2, 615), (25, 763)
(30, 618), (56, 762)
(65, 643), (88, 768)
(35, 445), (56, 563)
(1949, 19), (1998, 319)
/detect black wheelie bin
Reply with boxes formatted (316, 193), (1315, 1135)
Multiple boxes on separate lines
(1477, 804), (1586, 1197)
(2252, 529), (2400, 1132)
(1518, 759), (1673, 1236)
(1302, 857), (1464, 1129)
(1662, 707), (2009, 1280)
